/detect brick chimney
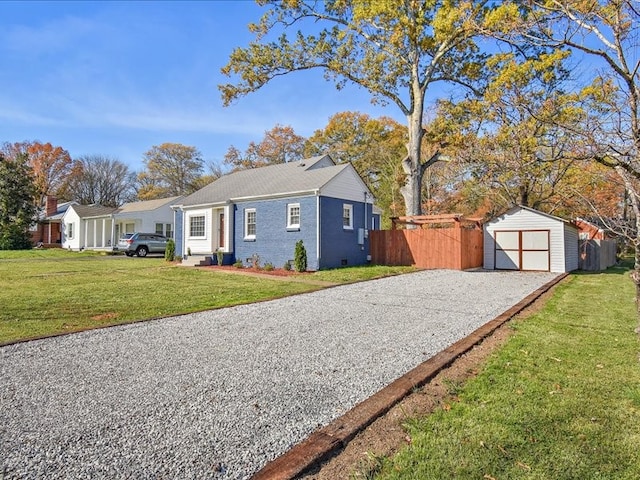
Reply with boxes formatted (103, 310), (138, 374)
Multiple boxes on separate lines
(45, 195), (58, 217)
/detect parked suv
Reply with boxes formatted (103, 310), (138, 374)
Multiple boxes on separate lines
(118, 233), (168, 257)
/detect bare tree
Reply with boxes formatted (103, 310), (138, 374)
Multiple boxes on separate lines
(60, 155), (136, 207)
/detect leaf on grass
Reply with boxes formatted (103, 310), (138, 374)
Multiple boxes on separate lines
(516, 461), (531, 470)
(483, 475), (497, 480)
(596, 364), (604, 369)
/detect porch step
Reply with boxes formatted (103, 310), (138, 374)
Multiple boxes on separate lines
(180, 255), (212, 267)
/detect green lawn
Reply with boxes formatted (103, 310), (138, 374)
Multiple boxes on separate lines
(0, 249), (414, 343)
(367, 264), (640, 479)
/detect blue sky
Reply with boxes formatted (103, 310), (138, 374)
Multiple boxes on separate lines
(0, 1), (402, 172)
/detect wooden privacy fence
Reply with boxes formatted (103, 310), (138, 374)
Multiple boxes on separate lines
(579, 239), (617, 271)
(370, 214), (484, 270)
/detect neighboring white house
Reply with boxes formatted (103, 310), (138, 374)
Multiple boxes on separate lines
(484, 205), (579, 273)
(61, 196), (181, 251)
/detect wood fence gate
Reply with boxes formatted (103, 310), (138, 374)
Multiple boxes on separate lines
(370, 215), (484, 270)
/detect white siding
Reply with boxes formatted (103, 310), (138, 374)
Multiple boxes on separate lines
(484, 207), (574, 273)
(321, 167), (371, 202)
(564, 224), (579, 272)
(183, 208), (213, 254)
(115, 207), (175, 236)
(61, 208), (81, 251)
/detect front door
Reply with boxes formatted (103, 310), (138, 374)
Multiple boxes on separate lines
(219, 212), (225, 249)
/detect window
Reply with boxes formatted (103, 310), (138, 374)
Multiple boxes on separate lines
(67, 223), (74, 239)
(166, 223), (173, 239)
(287, 203), (300, 229)
(343, 204), (353, 229)
(155, 223), (164, 235)
(189, 215), (205, 237)
(244, 208), (256, 240)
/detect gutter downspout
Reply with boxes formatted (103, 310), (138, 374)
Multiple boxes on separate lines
(316, 190), (321, 270)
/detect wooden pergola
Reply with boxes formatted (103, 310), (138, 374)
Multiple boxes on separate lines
(390, 214), (483, 229)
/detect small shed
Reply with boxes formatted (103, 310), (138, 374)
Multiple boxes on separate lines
(484, 206), (579, 273)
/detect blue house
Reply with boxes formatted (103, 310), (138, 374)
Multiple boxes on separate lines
(174, 155), (380, 270)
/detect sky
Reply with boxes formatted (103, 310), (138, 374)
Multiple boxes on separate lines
(0, 0), (402, 173)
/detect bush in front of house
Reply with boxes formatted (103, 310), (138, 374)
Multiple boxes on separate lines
(216, 248), (224, 266)
(165, 239), (175, 262)
(294, 240), (307, 272)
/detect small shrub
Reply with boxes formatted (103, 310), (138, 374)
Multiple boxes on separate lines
(187, 247), (192, 256)
(294, 240), (307, 272)
(283, 260), (292, 271)
(233, 260), (244, 268)
(165, 239), (175, 262)
(264, 262), (274, 271)
(250, 253), (260, 269)
(216, 248), (224, 266)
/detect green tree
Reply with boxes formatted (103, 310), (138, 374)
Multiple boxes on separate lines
(224, 124), (306, 170)
(437, 50), (583, 216)
(0, 153), (37, 250)
(138, 143), (204, 199)
(1, 141), (72, 206)
(219, 0), (515, 216)
(294, 239), (307, 272)
(306, 111), (407, 226)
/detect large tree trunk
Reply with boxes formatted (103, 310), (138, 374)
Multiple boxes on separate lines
(615, 166), (640, 323)
(400, 80), (426, 217)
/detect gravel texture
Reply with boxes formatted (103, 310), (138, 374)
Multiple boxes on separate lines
(1, 269), (558, 479)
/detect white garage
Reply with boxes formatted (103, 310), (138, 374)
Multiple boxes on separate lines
(484, 206), (579, 273)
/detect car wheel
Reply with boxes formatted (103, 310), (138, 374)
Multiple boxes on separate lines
(136, 246), (148, 257)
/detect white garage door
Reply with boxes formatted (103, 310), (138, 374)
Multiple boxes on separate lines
(495, 230), (550, 271)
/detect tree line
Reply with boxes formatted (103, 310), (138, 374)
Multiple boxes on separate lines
(1, 1), (637, 280)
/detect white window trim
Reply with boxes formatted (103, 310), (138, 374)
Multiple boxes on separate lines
(287, 203), (301, 229)
(67, 222), (74, 239)
(244, 208), (256, 240)
(189, 215), (206, 239)
(343, 204), (353, 230)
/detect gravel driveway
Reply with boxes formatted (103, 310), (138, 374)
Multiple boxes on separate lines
(1, 269), (558, 479)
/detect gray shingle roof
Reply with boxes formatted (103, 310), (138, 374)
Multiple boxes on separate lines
(181, 155), (350, 207)
(118, 196), (182, 213)
(72, 204), (118, 218)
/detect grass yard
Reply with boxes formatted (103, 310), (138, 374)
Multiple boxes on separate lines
(0, 249), (414, 343)
(367, 264), (640, 479)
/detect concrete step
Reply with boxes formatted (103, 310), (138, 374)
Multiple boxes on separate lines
(180, 255), (212, 267)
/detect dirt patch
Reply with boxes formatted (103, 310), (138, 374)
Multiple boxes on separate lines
(301, 292), (552, 480)
(202, 266), (335, 286)
(205, 265), (308, 277)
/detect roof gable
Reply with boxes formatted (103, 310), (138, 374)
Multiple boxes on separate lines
(68, 204), (118, 219)
(488, 205), (577, 229)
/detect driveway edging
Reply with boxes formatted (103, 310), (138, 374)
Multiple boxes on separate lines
(251, 272), (569, 480)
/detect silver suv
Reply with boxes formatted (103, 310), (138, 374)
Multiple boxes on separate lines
(118, 233), (168, 257)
